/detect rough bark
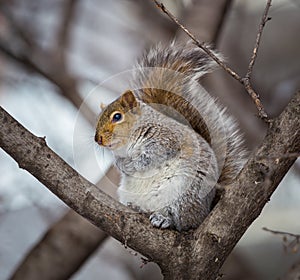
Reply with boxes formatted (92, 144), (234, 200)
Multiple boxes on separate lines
(1, 91), (299, 279)
(1, 1), (235, 278)
(0, 3), (111, 273)
(9, 167), (120, 280)
(160, 91), (300, 279)
(0, 105), (176, 263)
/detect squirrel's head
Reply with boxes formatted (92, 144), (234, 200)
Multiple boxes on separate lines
(95, 90), (140, 150)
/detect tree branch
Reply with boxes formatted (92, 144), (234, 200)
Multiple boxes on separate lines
(187, 91), (299, 279)
(246, 0), (272, 80)
(0, 6), (108, 276)
(263, 227), (300, 239)
(0, 105), (177, 264)
(1, 91), (299, 279)
(263, 227), (300, 254)
(153, 0), (237, 80)
(153, 0), (271, 121)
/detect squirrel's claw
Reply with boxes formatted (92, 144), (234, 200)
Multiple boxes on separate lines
(149, 212), (173, 229)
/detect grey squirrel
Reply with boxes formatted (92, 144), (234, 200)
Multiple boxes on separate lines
(94, 43), (246, 231)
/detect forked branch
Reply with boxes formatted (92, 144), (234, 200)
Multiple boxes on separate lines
(153, 0), (272, 121)
(1, 91), (299, 279)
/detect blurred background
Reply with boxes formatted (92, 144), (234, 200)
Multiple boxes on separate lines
(0, 0), (299, 279)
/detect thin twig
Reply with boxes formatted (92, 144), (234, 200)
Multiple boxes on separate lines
(153, 0), (242, 82)
(263, 227), (300, 239)
(246, 0), (272, 80)
(263, 227), (300, 253)
(153, 0), (271, 121)
(242, 79), (268, 120)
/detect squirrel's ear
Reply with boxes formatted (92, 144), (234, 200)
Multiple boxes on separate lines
(120, 90), (139, 111)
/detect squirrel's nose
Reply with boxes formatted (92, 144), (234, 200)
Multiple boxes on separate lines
(95, 134), (103, 145)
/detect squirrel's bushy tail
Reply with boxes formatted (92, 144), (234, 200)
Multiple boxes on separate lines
(132, 43), (246, 185)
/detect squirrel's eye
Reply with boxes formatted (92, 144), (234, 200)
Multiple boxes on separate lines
(111, 112), (123, 123)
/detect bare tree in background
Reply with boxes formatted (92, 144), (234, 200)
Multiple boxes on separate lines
(0, 0), (299, 279)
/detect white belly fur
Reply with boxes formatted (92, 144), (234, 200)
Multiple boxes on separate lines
(117, 158), (193, 212)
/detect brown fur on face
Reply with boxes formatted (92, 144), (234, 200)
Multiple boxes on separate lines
(95, 90), (140, 149)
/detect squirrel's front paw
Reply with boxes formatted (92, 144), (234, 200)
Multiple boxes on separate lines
(149, 212), (173, 229)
